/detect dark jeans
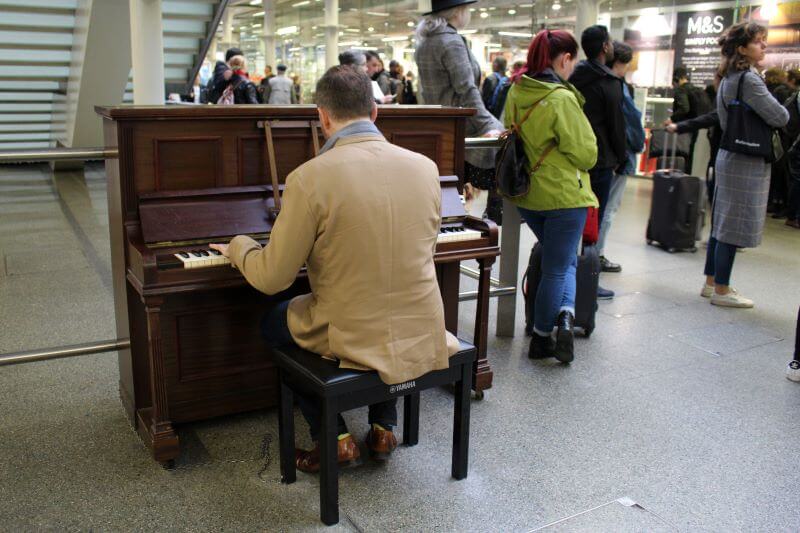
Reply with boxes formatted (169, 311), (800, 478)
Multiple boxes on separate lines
(260, 299), (397, 441)
(795, 306), (800, 361)
(703, 236), (738, 286)
(589, 167), (614, 230)
(788, 177), (800, 220)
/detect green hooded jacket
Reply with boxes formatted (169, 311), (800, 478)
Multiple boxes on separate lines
(503, 73), (599, 211)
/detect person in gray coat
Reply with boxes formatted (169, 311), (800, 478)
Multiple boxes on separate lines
(267, 65), (297, 105)
(702, 21), (789, 308)
(414, 0), (503, 219)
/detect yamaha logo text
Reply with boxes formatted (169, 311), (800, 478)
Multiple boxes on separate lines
(389, 381), (416, 394)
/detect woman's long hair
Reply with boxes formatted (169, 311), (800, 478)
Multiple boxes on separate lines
(511, 30), (578, 83)
(718, 21), (767, 77)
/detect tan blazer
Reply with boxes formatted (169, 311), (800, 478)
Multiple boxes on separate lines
(228, 134), (460, 384)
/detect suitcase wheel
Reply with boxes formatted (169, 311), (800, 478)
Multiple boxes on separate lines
(583, 327), (593, 338)
(689, 246), (698, 253)
(647, 239), (654, 246)
(667, 247), (678, 253)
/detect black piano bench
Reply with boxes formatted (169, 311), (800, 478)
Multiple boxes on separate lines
(272, 340), (477, 526)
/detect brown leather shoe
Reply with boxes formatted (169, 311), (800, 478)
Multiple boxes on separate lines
(295, 434), (360, 474)
(365, 425), (398, 461)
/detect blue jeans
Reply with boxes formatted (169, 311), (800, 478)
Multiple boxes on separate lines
(261, 299), (397, 441)
(597, 172), (628, 255)
(703, 236), (738, 286)
(519, 207), (587, 335)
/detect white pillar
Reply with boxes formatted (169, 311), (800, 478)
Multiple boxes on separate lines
(575, 0), (600, 57)
(222, 7), (234, 50)
(209, 36), (218, 62)
(129, 0), (165, 105)
(324, 0), (338, 70)
(262, 1), (276, 69)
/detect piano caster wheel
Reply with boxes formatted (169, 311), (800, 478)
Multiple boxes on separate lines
(161, 459), (176, 470)
(473, 390), (485, 401)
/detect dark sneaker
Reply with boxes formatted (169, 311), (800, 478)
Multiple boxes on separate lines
(554, 311), (574, 363)
(597, 286), (615, 300)
(599, 256), (622, 273)
(528, 332), (555, 359)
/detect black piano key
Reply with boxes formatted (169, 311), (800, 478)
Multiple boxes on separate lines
(209, 249), (221, 256)
(178, 252), (190, 258)
(199, 250), (209, 256)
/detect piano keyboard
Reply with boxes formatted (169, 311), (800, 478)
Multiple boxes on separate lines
(437, 226), (483, 243)
(175, 249), (230, 269)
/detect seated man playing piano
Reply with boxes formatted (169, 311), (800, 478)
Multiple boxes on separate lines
(211, 66), (459, 473)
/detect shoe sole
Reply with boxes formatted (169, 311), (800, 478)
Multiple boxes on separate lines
(601, 267), (622, 273)
(701, 288), (713, 298)
(597, 295), (614, 300)
(554, 328), (574, 363)
(368, 449), (396, 462)
(710, 299), (753, 308)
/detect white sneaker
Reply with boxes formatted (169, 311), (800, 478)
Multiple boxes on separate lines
(701, 284), (714, 298)
(710, 290), (754, 308)
(787, 360), (800, 382)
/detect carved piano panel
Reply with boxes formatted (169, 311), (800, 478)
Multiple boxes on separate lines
(154, 137), (224, 190)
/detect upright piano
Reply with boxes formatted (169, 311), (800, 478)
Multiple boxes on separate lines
(96, 105), (500, 465)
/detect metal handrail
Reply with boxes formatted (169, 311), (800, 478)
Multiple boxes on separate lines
(185, 0), (231, 94)
(0, 147), (118, 163)
(0, 339), (130, 367)
(464, 137), (503, 148)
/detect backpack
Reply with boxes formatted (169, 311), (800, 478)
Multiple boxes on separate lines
(488, 74), (509, 113)
(216, 79), (242, 105)
(687, 84), (713, 118)
(491, 78), (512, 118)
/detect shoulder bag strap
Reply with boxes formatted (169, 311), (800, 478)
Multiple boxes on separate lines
(512, 86), (566, 132)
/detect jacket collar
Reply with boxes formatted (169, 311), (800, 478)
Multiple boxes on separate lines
(589, 58), (619, 78)
(319, 120), (385, 154)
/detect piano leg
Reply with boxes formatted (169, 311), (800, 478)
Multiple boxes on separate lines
(438, 263), (460, 335)
(139, 297), (180, 466)
(472, 257), (496, 395)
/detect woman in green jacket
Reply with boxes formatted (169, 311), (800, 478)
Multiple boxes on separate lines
(504, 29), (598, 363)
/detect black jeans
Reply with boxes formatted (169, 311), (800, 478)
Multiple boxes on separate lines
(589, 167), (614, 230)
(260, 299), (397, 441)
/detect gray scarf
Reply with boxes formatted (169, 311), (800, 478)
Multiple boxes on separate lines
(319, 120), (383, 154)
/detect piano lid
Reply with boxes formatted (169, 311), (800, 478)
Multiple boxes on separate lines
(139, 186), (274, 244)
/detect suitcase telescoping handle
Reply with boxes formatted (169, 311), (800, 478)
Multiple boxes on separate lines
(661, 130), (678, 171)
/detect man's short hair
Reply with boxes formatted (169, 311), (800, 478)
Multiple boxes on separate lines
(225, 47), (243, 62)
(673, 66), (689, 83)
(610, 41), (633, 65)
(277, 64), (287, 73)
(315, 66), (374, 121)
(364, 50), (382, 64)
(493, 56), (508, 72)
(580, 25), (609, 60)
(339, 49), (366, 67)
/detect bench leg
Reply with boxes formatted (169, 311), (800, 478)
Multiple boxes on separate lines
(403, 392), (420, 446)
(278, 376), (296, 484)
(452, 362), (472, 480)
(319, 398), (339, 525)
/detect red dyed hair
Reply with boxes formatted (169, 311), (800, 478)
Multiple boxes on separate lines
(511, 29), (579, 83)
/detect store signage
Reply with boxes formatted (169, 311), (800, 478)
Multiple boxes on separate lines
(673, 8), (734, 87)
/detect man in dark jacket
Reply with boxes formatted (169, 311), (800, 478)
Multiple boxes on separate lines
(569, 25), (626, 300)
(365, 50), (395, 97)
(481, 56), (508, 118)
(671, 66), (712, 172)
(207, 47), (242, 104)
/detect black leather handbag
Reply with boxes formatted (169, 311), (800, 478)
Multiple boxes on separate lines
(495, 87), (564, 198)
(720, 72), (776, 161)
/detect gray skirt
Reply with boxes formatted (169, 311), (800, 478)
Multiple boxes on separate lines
(712, 148), (770, 248)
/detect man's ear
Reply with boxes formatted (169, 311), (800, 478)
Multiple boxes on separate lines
(369, 101), (378, 123)
(318, 107), (329, 128)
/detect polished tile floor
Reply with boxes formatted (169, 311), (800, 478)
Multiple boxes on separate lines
(1, 163), (799, 531)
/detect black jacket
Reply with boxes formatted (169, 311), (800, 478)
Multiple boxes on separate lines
(569, 59), (626, 170)
(676, 109), (721, 168)
(208, 60), (231, 104)
(232, 75), (258, 104)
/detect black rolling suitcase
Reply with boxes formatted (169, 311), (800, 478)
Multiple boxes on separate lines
(646, 131), (704, 253)
(523, 242), (600, 337)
